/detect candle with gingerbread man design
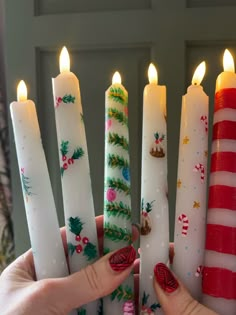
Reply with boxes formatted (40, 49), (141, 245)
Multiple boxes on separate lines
(139, 63), (168, 315)
(52, 47), (99, 314)
(173, 61), (209, 300)
(103, 71), (134, 314)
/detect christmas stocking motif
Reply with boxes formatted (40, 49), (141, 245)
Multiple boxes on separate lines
(67, 217), (97, 261)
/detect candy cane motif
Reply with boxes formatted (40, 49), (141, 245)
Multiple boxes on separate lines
(200, 115), (208, 132)
(195, 265), (204, 277)
(178, 214), (189, 236)
(193, 163), (205, 183)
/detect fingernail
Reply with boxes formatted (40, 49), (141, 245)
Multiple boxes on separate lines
(109, 245), (136, 272)
(154, 263), (179, 293)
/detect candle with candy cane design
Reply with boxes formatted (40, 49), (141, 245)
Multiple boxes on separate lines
(173, 61), (209, 300)
(103, 72), (134, 314)
(52, 47), (99, 314)
(139, 63), (168, 315)
(202, 49), (236, 315)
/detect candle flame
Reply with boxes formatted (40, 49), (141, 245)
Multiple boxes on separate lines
(59, 46), (70, 73)
(223, 49), (235, 72)
(112, 71), (122, 84)
(191, 61), (206, 85)
(17, 80), (27, 102)
(148, 63), (158, 84)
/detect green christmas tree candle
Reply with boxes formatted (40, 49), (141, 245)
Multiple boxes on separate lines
(103, 72), (134, 314)
(52, 47), (99, 315)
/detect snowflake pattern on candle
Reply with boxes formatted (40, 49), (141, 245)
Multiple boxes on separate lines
(60, 140), (84, 176)
(141, 291), (161, 315)
(67, 217), (97, 261)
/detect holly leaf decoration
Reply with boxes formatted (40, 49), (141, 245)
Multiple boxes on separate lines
(150, 302), (161, 310)
(60, 140), (69, 156)
(68, 217), (84, 235)
(83, 242), (97, 261)
(111, 285), (133, 302)
(103, 247), (110, 255)
(67, 242), (76, 256)
(142, 291), (149, 306)
(62, 94), (76, 104)
(72, 147), (84, 160)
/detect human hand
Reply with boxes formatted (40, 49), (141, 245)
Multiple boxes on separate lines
(153, 262), (219, 315)
(0, 215), (139, 315)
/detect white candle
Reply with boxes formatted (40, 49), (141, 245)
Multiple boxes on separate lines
(139, 63), (168, 315)
(202, 49), (236, 315)
(10, 80), (68, 280)
(52, 47), (99, 314)
(173, 62), (209, 300)
(103, 72), (134, 314)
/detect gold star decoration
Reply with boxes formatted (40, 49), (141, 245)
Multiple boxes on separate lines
(183, 136), (190, 144)
(193, 201), (200, 209)
(177, 179), (182, 188)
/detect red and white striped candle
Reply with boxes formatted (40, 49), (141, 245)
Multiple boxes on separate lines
(202, 49), (236, 315)
(173, 61), (209, 300)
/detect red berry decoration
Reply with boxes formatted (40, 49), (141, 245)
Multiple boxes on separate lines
(63, 163), (68, 170)
(62, 155), (67, 161)
(76, 244), (83, 253)
(75, 235), (81, 242)
(82, 237), (89, 244)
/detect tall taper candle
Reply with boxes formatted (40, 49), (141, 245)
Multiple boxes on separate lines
(10, 80), (69, 280)
(173, 62), (209, 300)
(202, 49), (236, 315)
(103, 72), (134, 314)
(140, 63), (168, 315)
(52, 47), (99, 314)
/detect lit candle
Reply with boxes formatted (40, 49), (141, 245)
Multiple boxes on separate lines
(139, 63), (168, 315)
(103, 72), (134, 314)
(173, 62), (209, 300)
(10, 80), (69, 280)
(52, 47), (99, 314)
(202, 49), (236, 315)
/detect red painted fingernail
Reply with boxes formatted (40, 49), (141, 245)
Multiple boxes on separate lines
(154, 263), (179, 293)
(109, 246), (136, 272)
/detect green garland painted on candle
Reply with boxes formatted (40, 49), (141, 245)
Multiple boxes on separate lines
(111, 284), (133, 302)
(104, 222), (132, 243)
(107, 107), (128, 126)
(106, 177), (131, 196)
(107, 132), (129, 151)
(108, 87), (128, 105)
(107, 154), (129, 169)
(105, 201), (131, 220)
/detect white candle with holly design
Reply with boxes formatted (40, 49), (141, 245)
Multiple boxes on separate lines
(140, 63), (168, 315)
(10, 80), (69, 280)
(52, 47), (99, 315)
(103, 72), (134, 314)
(173, 62), (209, 300)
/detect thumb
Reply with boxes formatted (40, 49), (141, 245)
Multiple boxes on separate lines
(52, 245), (136, 312)
(153, 263), (218, 315)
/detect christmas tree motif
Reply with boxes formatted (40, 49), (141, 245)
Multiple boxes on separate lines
(141, 291), (161, 315)
(20, 168), (34, 202)
(60, 140), (84, 176)
(107, 154), (130, 182)
(108, 132), (129, 151)
(111, 284), (133, 302)
(55, 94), (76, 107)
(67, 217), (97, 261)
(106, 177), (131, 196)
(108, 86), (128, 105)
(104, 222), (132, 243)
(150, 132), (165, 158)
(107, 107), (128, 126)
(105, 201), (131, 220)
(141, 199), (155, 235)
